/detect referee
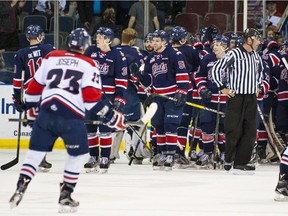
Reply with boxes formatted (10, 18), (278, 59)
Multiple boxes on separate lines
(212, 28), (263, 174)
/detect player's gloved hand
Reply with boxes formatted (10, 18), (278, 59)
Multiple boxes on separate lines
(129, 62), (142, 83)
(199, 88), (212, 102)
(113, 97), (126, 111)
(104, 109), (127, 130)
(12, 94), (26, 112)
(174, 89), (187, 107)
(258, 85), (265, 96)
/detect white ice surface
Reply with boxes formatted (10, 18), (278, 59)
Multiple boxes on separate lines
(0, 150), (286, 216)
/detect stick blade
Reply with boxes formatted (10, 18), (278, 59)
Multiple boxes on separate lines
(141, 102), (158, 124)
(1, 158), (18, 170)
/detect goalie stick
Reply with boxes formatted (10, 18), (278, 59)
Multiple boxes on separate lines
(257, 104), (282, 160)
(9, 102), (158, 128)
(1, 71), (25, 170)
(151, 93), (225, 117)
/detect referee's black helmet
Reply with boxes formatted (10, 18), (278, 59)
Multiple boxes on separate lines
(243, 28), (261, 41)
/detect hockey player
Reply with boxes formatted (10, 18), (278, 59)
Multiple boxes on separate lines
(139, 30), (189, 169)
(169, 26), (200, 167)
(84, 27), (128, 173)
(196, 35), (229, 167)
(9, 28), (127, 212)
(112, 28), (150, 164)
(274, 51), (288, 201)
(12, 24), (55, 172)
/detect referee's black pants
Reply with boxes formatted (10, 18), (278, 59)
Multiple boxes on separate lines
(224, 94), (257, 166)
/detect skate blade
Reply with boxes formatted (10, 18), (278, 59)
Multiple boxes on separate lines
(152, 166), (165, 171)
(196, 164), (212, 169)
(98, 169), (108, 174)
(164, 166), (174, 171)
(274, 192), (288, 201)
(85, 167), (99, 173)
(38, 167), (51, 172)
(232, 169), (255, 175)
(58, 205), (78, 213)
(174, 163), (191, 169)
(9, 194), (22, 209)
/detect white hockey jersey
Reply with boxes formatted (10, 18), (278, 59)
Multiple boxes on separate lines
(25, 50), (102, 119)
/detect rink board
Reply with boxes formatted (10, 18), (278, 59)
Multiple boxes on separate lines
(0, 85), (68, 149)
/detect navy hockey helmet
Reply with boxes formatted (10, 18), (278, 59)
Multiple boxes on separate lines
(144, 33), (153, 42)
(25, 25), (44, 40)
(213, 34), (230, 48)
(152, 30), (169, 43)
(67, 28), (91, 51)
(170, 26), (188, 42)
(96, 27), (115, 41)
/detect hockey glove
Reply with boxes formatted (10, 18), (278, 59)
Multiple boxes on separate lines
(104, 109), (127, 130)
(199, 88), (212, 102)
(113, 97), (126, 111)
(129, 62), (142, 83)
(174, 89), (187, 107)
(12, 94), (26, 112)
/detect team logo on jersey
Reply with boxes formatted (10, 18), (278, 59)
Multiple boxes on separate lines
(152, 62), (168, 77)
(91, 52), (98, 58)
(95, 61), (110, 75)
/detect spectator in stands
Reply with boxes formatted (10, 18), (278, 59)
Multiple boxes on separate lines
(151, 1), (173, 30)
(266, 0), (283, 31)
(77, 1), (114, 35)
(34, 0), (67, 20)
(128, 0), (159, 50)
(114, 1), (136, 29)
(0, 0), (25, 51)
(256, 0), (283, 32)
(92, 7), (122, 46)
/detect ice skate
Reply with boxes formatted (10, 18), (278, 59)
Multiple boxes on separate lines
(133, 157), (144, 165)
(58, 183), (79, 213)
(232, 164), (255, 175)
(99, 157), (110, 174)
(38, 156), (52, 172)
(196, 153), (211, 169)
(84, 156), (99, 173)
(9, 176), (31, 209)
(274, 175), (288, 201)
(189, 150), (198, 162)
(175, 154), (190, 169)
(152, 154), (166, 170)
(164, 155), (175, 171)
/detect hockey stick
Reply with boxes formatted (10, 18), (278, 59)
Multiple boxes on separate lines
(257, 104), (282, 160)
(188, 107), (200, 159)
(268, 109), (286, 149)
(128, 123), (151, 166)
(151, 93), (225, 117)
(9, 103), (158, 127)
(213, 92), (221, 170)
(127, 103), (158, 165)
(1, 71), (25, 170)
(282, 57), (288, 70)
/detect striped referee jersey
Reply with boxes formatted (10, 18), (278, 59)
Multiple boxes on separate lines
(211, 46), (263, 94)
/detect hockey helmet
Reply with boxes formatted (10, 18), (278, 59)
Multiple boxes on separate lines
(25, 25), (44, 40)
(96, 27), (115, 41)
(170, 26), (188, 42)
(144, 33), (153, 42)
(67, 28), (91, 51)
(152, 30), (169, 43)
(243, 28), (261, 41)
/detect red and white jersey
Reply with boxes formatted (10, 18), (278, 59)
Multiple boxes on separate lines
(25, 50), (102, 119)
